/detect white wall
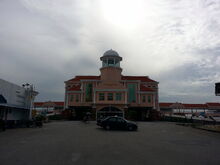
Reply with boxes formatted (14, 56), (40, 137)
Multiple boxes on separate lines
(0, 79), (27, 109)
(7, 109), (29, 120)
(0, 79), (39, 120)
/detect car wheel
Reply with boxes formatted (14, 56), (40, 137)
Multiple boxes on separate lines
(105, 125), (111, 130)
(128, 126), (133, 131)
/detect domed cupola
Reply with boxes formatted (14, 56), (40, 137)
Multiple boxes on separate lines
(103, 49), (119, 56)
(100, 49), (122, 68)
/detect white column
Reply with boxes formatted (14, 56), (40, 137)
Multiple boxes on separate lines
(153, 94), (156, 109)
(64, 89), (67, 109)
(93, 91), (96, 104)
(125, 92), (127, 104)
(66, 93), (69, 109)
(81, 83), (83, 103)
(138, 83), (140, 104)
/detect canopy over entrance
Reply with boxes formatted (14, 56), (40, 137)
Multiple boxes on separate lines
(97, 106), (123, 120)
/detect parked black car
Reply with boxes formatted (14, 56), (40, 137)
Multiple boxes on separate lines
(97, 116), (138, 131)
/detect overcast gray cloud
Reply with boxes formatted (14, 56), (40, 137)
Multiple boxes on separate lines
(0, 0), (220, 103)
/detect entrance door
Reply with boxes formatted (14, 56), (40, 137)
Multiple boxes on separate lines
(97, 107), (123, 120)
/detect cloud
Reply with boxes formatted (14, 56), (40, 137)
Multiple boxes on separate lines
(0, 0), (220, 103)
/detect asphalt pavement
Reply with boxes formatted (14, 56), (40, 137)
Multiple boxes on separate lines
(0, 121), (220, 165)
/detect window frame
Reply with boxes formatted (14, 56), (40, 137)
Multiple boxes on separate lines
(99, 93), (105, 101)
(75, 94), (79, 102)
(107, 93), (113, 101)
(116, 93), (122, 101)
(108, 58), (114, 65)
(148, 95), (151, 103)
(70, 94), (74, 102)
(142, 95), (146, 103)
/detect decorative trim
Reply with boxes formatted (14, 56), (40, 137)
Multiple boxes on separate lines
(138, 91), (155, 94)
(120, 80), (140, 83)
(80, 80), (101, 82)
(94, 89), (127, 92)
(67, 91), (82, 94)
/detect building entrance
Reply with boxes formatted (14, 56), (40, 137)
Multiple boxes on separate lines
(97, 106), (123, 120)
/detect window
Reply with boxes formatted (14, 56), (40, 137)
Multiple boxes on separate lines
(70, 95), (74, 102)
(142, 95), (146, 103)
(103, 59), (107, 67)
(85, 83), (93, 102)
(115, 59), (120, 67)
(148, 95), (151, 103)
(117, 118), (125, 123)
(108, 117), (116, 122)
(108, 93), (113, 101)
(99, 93), (105, 101)
(108, 58), (114, 65)
(75, 95), (79, 102)
(116, 93), (122, 101)
(128, 84), (136, 103)
(54, 107), (62, 110)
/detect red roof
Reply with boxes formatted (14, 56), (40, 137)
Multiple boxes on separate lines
(34, 102), (44, 106)
(68, 85), (81, 91)
(206, 102), (220, 107)
(140, 85), (155, 92)
(54, 102), (64, 106)
(159, 103), (174, 107)
(67, 75), (157, 83)
(159, 103), (220, 109)
(122, 76), (157, 83)
(34, 101), (64, 107)
(183, 104), (208, 108)
(67, 76), (100, 82)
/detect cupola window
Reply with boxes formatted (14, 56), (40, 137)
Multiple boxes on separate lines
(108, 58), (114, 65)
(100, 49), (122, 68)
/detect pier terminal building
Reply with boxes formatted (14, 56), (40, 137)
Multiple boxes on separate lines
(64, 50), (159, 120)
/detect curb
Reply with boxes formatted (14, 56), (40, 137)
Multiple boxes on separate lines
(193, 126), (220, 133)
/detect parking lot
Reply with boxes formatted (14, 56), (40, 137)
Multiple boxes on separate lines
(0, 121), (220, 165)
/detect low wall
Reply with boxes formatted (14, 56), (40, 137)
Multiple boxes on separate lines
(162, 115), (220, 125)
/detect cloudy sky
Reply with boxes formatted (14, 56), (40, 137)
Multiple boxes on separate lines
(0, 0), (220, 103)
